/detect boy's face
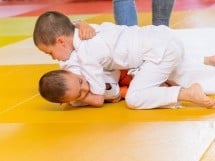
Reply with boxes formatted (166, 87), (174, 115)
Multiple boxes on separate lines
(63, 73), (90, 102)
(37, 36), (74, 61)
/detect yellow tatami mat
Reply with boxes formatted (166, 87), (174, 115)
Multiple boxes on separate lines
(1, 64), (215, 123)
(0, 122), (215, 161)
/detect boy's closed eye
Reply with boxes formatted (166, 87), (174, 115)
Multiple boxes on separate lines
(75, 78), (83, 100)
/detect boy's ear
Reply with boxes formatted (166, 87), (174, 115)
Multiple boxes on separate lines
(56, 36), (65, 45)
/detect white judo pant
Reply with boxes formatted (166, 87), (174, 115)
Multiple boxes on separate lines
(125, 39), (183, 109)
(126, 28), (215, 109)
(170, 28), (215, 95)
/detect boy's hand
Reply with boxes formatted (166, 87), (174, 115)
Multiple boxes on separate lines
(104, 94), (122, 103)
(76, 21), (96, 40)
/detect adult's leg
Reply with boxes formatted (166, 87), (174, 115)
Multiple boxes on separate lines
(113, 0), (138, 26)
(152, 0), (175, 26)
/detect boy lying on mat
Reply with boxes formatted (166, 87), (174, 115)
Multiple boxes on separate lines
(39, 69), (122, 107)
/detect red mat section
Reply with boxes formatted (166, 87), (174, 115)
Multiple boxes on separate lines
(0, 0), (214, 17)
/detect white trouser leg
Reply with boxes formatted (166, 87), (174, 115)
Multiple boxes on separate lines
(174, 65), (215, 95)
(171, 52), (215, 95)
(125, 40), (183, 109)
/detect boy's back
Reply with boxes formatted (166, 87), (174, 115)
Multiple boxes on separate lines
(69, 23), (178, 95)
(74, 22), (175, 70)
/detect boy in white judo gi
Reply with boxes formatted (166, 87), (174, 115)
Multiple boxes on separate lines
(39, 69), (122, 107)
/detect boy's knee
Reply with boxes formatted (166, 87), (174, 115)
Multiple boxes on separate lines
(125, 92), (138, 109)
(125, 93), (153, 110)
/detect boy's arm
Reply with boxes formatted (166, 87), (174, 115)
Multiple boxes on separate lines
(78, 82), (121, 106)
(69, 92), (104, 107)
(79, 92), (104, 107)
(72, 20), (96, 40)
(70, 83), (121, 107)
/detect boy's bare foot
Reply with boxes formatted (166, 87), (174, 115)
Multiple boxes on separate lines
(204, 55), (215, 66)
(179, 83), (215, 108)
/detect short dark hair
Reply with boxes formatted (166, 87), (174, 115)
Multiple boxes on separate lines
(39, 70), (70, 103)
(33, 11), (75, 46)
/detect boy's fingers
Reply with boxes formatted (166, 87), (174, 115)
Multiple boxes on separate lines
(79, 28), (96, 40)
(80, 32), (92, 40)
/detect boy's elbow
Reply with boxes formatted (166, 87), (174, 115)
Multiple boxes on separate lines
(93, 97), (104, 107)
(87, 95), (104, 107)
